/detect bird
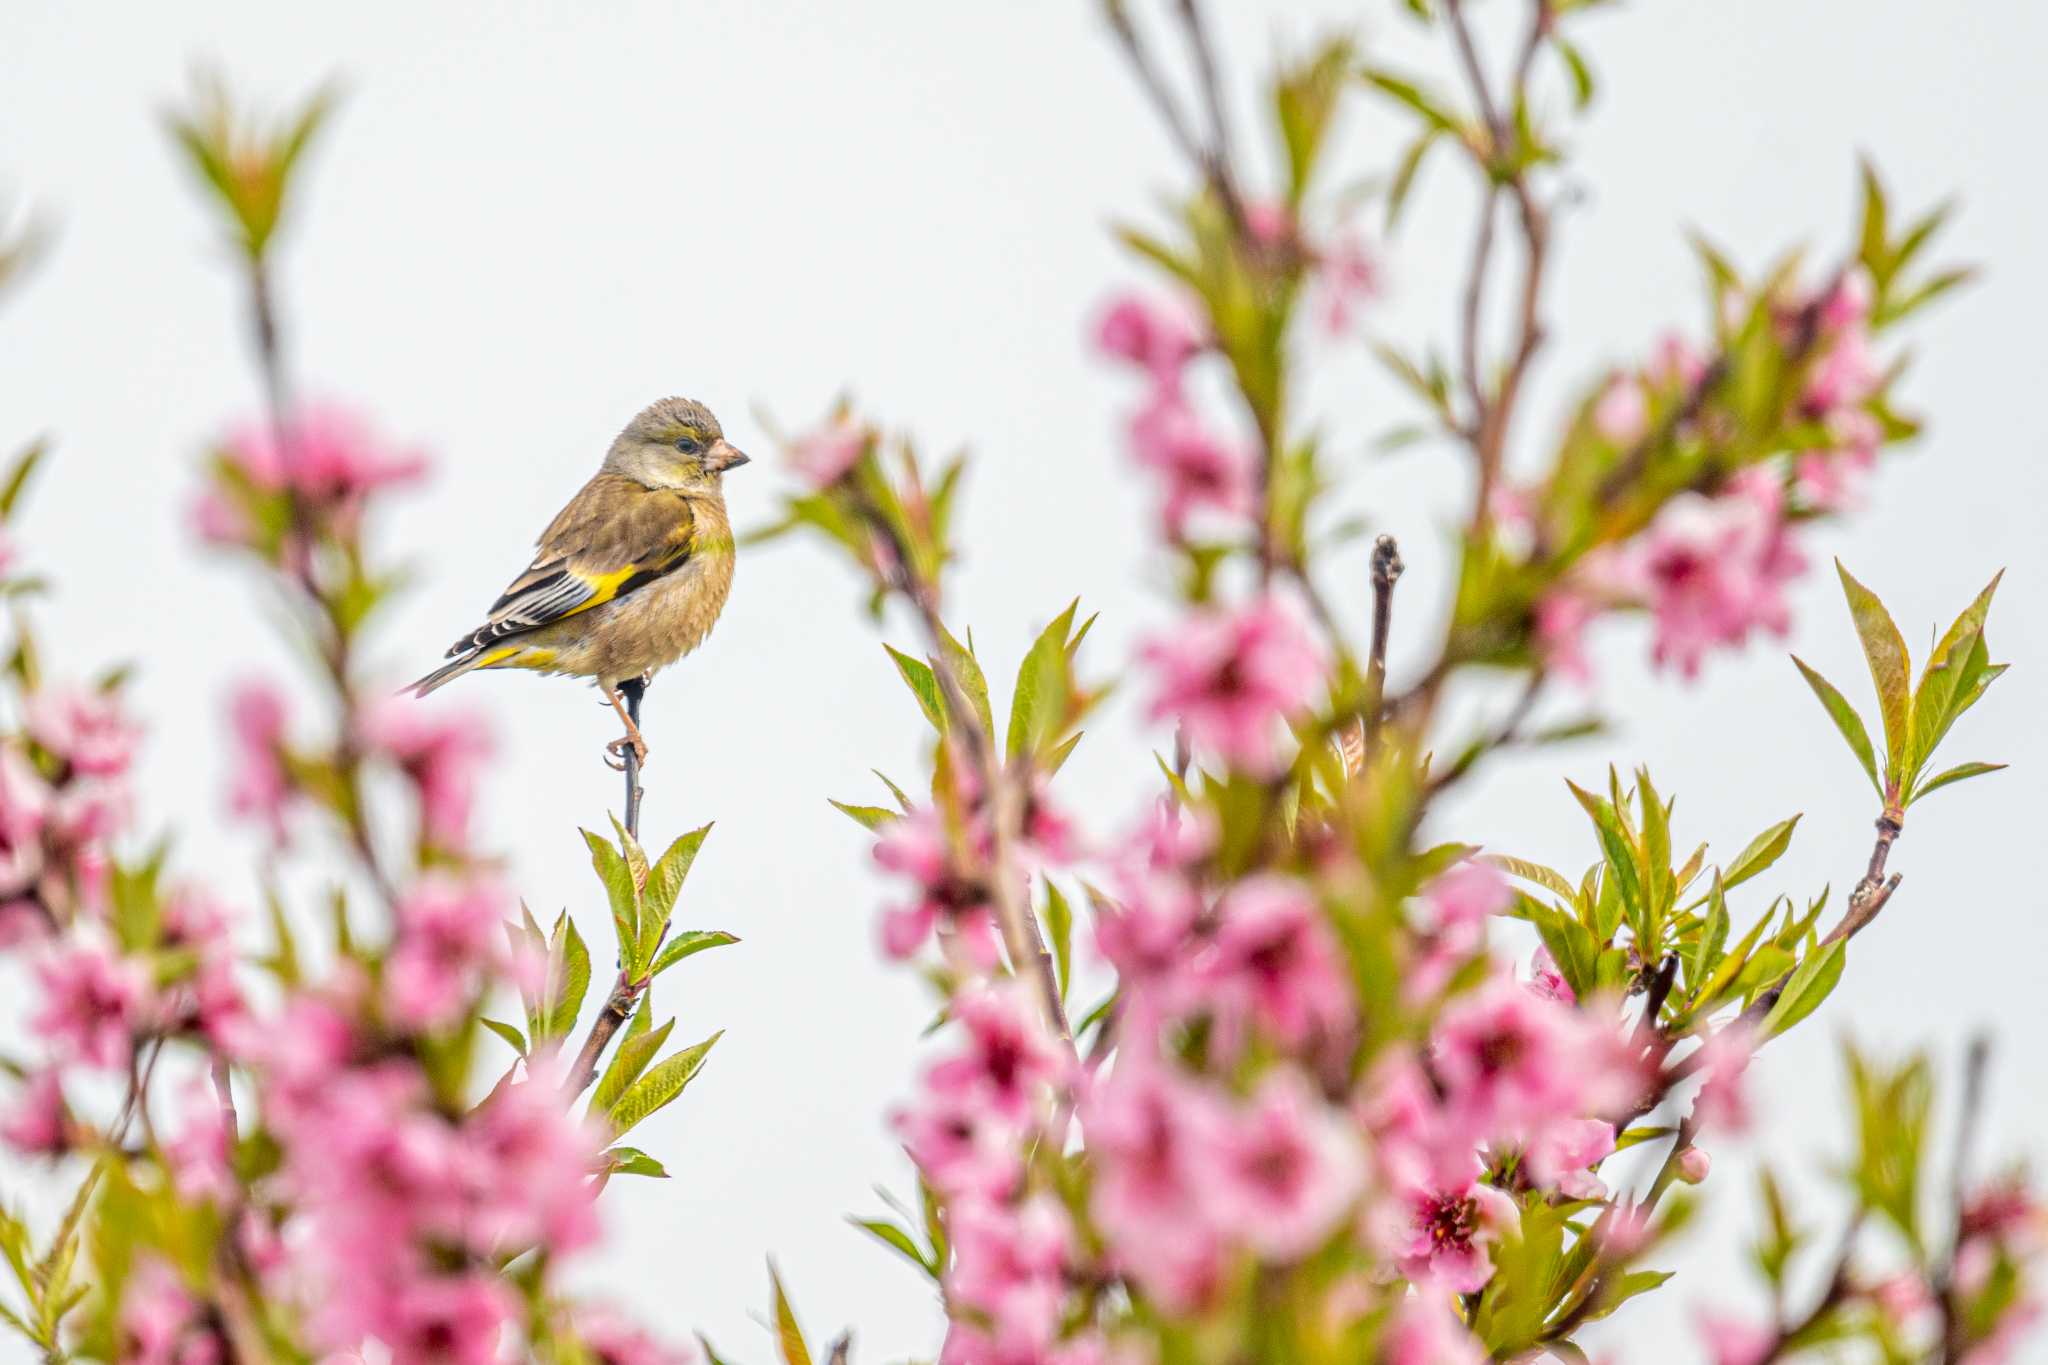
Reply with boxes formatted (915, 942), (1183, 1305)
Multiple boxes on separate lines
(408, 396), (748, 769)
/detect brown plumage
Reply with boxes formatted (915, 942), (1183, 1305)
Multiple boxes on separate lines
(408, 397), (748, 760)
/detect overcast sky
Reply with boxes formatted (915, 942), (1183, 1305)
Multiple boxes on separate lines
(4, 2), (2046, 1361)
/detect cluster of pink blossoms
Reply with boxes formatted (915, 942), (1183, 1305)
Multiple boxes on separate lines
(1138, 593), (1324, 776)
(0, 685), (140, 943)
(192, 402), (427, 553)
(1533, 268), (1883, 683)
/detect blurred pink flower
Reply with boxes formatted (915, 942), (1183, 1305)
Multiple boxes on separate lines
(788, 416), (869, 490)
(164, 1081), (235, 1204)
(1521, 1117), (1617, 1200)
(463, 1063), (606, 1255)
(1431, 978), (1639, 1140)
(120, 1258), (220, 1365)
(1693, 1023), (1758, 1135)
(1634, 471), (1804, 678)
(1313, 231), (1381, 335)
(1094, 291), (1206, 385)
(1202, 1069), (1366, 1259)
(384, 875), (510, 1031)
(1593, 375), (1648, 445)
(387, 1273), (519, 1365)
(1142, 594), (1324, 775)
(947, 1196), (1073, 1355)
(1677, 1144), (1713, 1184)
(1819, 266), (1874, 332)
(0, 745), (50, 898)
(1535, 588), (1599, 687)
(1425, 860), (1510, 929)
(577, 1305), (696, 1365)
(359, 698), (494, 849)
(873, 805), (998, 966)
(1650, 331), (1706, 389)
(925, 984), (1066, 1124)
(1384, 1289), (1488, 1365)
(226, 680), (294, 841)
(894, 1085), (1024, 1203)
(0, 1069), (67, 1156)
(1696, 1310), (1776, 1365)
(222, 403), (428, 505)
(1081, 1061), (1227, 1311)
(27, 686), (139, 778)
(1127, 391), (1257, 541)
(1203, 874), (1352, 1054)
(31, 931), (150, 1068)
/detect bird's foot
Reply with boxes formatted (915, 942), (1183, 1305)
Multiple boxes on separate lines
(604, 732), (649, 771)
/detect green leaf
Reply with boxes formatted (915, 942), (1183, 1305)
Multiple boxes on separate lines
(1721, 815), (1800, 893)
(1835, 562), (1913, 789)
(480, 1017), (527, 1057)
(1486, 853), (1575, 902)
(609, 1031), (722, 1136)
(602, 1145), (669, 1178)
(849, 1217), (933, 1276)
(884, 644), (948, 733)
(649, 929), (739, 977)
(935, 624), (994, 737)
(583, 827), (641, 966)
(0, 442), (46, 521)
(548, 917), (591, 1040)
(1909, 571), (2002, 780)
(828, 799), (897, 831)
(1576, 1269), (1676, 1326)
(1908, 760), (2006, 806)
(1007, 600), (1080, 762)
(595, 1014), (674, 1113)
(771, 1265), (812, 1365)
(1568, 781), (1644, 939)
(1759, 939), (1847, 1039)
(1040, 881), (1074, 1002)
(1686, 873), (1730, 998)
(1361, 68), (1461, 133)
(1384, 129), (1439, 231)
(1553, 36), (1596, 109)
(642, 823), (713, 924)
(1791, 656), (1881, 796)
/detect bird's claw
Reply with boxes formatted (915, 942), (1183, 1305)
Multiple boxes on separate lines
(605, 734), (649, 770)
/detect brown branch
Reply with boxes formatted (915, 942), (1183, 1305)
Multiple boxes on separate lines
(566, 973), (642, 1100)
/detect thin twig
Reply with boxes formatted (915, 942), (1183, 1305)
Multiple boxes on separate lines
(620, 676), (647, 839)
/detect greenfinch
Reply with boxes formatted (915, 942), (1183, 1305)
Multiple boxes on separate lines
(408, 396), (747, 765)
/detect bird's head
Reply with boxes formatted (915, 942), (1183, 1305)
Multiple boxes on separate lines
(605, 396), (751, 492)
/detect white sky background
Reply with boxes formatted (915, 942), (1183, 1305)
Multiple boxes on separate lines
(4, 1), (2047, 1361)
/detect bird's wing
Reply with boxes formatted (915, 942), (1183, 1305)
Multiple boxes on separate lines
(445, 474), (699, 657)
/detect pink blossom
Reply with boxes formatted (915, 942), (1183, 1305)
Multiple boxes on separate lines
(1313, 232), (1381, 335)
(947, 1196), (1073, 1354)
(1431, 978), (1639, 1138)
(0, 745), (50, 898)
(31, 932), (150, 1068)
(1244, 201), (1296, 252)
(1094, 803), (1209, 1014)
(1392, 1162), (1520, 1293)
(0, 1069), (67, 1156)
(219, 403), (428, 508)
(1202, 1070), (1366, 1259)
(1535, 588), (1600, 687)
(577, 1305), (696, 1365)
(1094, 291), (1206, 384)
(384, 875), (510, 1030)
(874, 805), (998, 966)
(1634, 471), (1804, 678)
(1081, 1061), (1226, 1311)
(1696, 1310), (1776, 1365)
(165, 1081), (236, 1204)
(226, 680), (294, 841)
(1593, 375), (1648, 445)
(1870, 1271), (1936, 1330)
(1803, 324), (1880, 415)
(1650, 331), (1706, 389)
(893, 1084), (1024, 1202)
(1677, 1144), (1712, 1184)
(1202, 875), (1352, 1054)
(462, 1061), (605, 1255)
(1819, 265), (1874, 333)
(120, 1259), (221, 1365)
(1383, 1289), (1488, 1365)
(1142, 594), (1324, 775)
(1521, 1118), (1616, 1200)
(27, 686), (140, 778)
(1693, 1023), (1758, 1135)
(1127, 391), (1257, 540)
(787, 416), (870, 489)
(359, 698), (494, 848)
(1526, 946), (1575, 1004)
(1425, 860), (1510, 929)
(387, 1273), (519, 1365)
(48, 775), (130, 847)
(925, 984), (1066, 1124)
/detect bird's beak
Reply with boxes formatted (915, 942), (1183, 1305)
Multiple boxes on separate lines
(710, 441), (751, 473)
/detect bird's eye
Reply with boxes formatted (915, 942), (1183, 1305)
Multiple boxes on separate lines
(674, 435), (702, 456)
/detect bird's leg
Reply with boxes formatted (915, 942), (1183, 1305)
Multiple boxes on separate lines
(603, 685), (650, 771)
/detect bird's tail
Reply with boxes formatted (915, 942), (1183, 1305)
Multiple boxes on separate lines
(407, 651), (489, 697)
